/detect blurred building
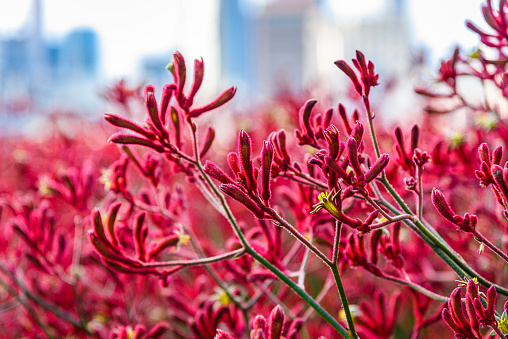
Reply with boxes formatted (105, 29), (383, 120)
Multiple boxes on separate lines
(0, 27), (100, 115)
(61, 28), (99, 78)
(0, 0), (100, 116)
(141, 55), (171, 89)
(219, 0), (410, 103)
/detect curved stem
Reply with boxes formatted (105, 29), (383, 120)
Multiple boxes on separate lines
(363, 99), (508, 295)
(473, 230), (508, 263)
(142, 248), (246, 268)
(491, 323), (508, 339)
(268, 211), (331, 266)
(247, 247), (350, 337)
(297, 237), (313, 288)
(378, 191), (508, 296)
(416, 165), (424, 221)
(382, 274), (449, 302)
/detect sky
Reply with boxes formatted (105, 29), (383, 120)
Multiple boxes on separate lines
(0, 0), (486, 79)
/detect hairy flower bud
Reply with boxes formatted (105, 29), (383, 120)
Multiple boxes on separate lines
(220, 184), (265, 219)
(365, 154), (389, 183)
(268, 305), (284, 339)
(199, 127), (215, 158)
(335, 60), (363, 95)
(431, 188), (457, 223)
(261, 141), (274, 205)
(204, 161), (235, 185)
(189, 87), (237, 118)
(238, 130), (257, 192)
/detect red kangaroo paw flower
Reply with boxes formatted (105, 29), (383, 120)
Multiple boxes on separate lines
(220, 184), (265, 218)
(261, 141), (274, 205)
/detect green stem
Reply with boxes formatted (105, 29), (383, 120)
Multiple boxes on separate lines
(416, 165), (424, 221)
(473, 230), (508, 263)
(142, 248), (246, 268)
(187, 123), (350, 336)
(366, 104), (381, 159)
(332, 222), (342, 266)
(269, 212), (331, 266)
(330, 264), (357, 339)
(382, 275), (449, 302)
(378, 190), (508, 296)
(247, 247), (350, 338)
(302, 274), (334, 322)
(297, 237), (313, 288)
(330, 221), (358, 338)
(364, 101), (508, 296)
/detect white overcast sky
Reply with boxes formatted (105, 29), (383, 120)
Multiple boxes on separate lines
(0, 0), (486, 78)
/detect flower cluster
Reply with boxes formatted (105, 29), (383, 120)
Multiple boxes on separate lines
(2, 2), (508, 338)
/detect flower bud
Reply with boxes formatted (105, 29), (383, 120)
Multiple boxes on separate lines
(220, 184), (265, 219)
(238, 130), (257, 192)
(347, 138), (365, 186)
(108, 133), (164, 153)
(251, 315), (266, 339)
(478, 143), (491, 164)
(261, 141), (274, 205)
(338, 103), (353, 134)
(107, 202), (122, 247)
(492, 145), (503, 164)
(199, 127), (215, 158)
(146, 91), (168, 139)
(204, 161), (235, 185)
(268, 305), (284, 339)
(410, 124), (420, 151)
(431, 188), (457, 223)
(133, 212), (147, 261)
(104, 113), (157, 140)
(187, 58), (204, 107)
(160, 84), (175, 125)
(298, 99), (318, 141)
(365, 154), (389, 183)
(335, 60), (363, 95)
(189, 87), (237, 118)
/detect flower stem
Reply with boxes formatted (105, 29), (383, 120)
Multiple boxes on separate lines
(188, 124), (350, 336)
(491, 323), (508, 339)
(142, 248), (246, 268)
(330, 264), (357, 339)
(247, 247), (350, 338)
(363, 103), (508, 296)
(297, 236), (313, 288)
(330, 221), (358, 338)
(473, 230), (508, 263)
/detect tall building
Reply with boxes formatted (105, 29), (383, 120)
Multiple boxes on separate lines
(219, 0), (411, 103)
(61, 28), (99, 78)
(220, 0), (315, 101)
(251, 0), (312, 97)
(336, 0), (409, 77)
(220, 0), (249, 93)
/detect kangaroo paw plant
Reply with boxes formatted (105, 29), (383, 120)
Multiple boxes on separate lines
(1, 1), (508, 338)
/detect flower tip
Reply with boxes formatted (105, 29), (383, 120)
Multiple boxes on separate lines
(214, 330), (236, 339)
(253, 315), (266, 330)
